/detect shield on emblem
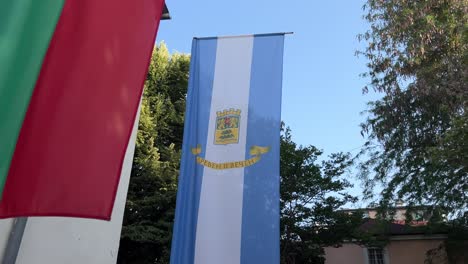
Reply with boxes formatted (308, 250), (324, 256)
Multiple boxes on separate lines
(215, 109), (241, 145)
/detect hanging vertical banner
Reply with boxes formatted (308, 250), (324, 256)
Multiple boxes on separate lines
(0, 0), (165, 220)
(170, 34), (285, 264)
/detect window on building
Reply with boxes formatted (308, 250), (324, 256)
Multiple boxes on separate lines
(367, 248), (385, 264)
(412, 211), (424, 221)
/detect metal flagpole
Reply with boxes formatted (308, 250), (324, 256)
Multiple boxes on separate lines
(2, 218), (27, 264)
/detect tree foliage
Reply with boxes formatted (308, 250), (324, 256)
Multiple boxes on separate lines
(118, 43), (190, 264)
(357, 0), (467, 218)
(280, 126), (363, 264)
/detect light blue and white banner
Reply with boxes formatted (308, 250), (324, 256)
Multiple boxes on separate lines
(170, 34), (284, 264)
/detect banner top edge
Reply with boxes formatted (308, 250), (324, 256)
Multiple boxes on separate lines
(193, 32), (293, 41)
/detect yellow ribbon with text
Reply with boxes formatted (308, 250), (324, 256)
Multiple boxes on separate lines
(191, 145), (270, 170)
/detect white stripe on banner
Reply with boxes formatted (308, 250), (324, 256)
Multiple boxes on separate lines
(194, 37), (254, 264)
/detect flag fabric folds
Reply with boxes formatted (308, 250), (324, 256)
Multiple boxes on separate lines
(0, 0), (66, 198)
(0, 0), (165, 220)
(170, 34), (285, 264)
(6, 101), (142, 264)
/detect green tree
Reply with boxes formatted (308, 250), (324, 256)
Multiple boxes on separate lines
(357, 0), (467, 218)
(280, 126), (363, 264)
(118, 43), (190, 264)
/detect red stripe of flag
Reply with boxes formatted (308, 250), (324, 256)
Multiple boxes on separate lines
(0, 0), (165, 220)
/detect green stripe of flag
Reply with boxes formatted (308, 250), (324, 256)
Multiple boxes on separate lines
(0, 0), (65, 196)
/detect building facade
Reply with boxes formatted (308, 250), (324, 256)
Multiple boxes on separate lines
(324, 206), (449, 264)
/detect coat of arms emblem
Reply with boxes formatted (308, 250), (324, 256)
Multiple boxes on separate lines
(215, 108), (241, 145)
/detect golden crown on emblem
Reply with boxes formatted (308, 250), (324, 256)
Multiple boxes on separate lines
(216, 108), (241, 117)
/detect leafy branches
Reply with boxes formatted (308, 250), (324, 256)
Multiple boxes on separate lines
(357, 0), (467, 217)
(280, 126), (362, 263)
(118, 43), (190, 264)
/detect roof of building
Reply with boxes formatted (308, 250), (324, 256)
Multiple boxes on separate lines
(340, 205), (430, 213)
(359, 219), (447, 236)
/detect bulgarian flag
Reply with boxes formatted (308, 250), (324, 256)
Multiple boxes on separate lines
(0, 0), (165, 220)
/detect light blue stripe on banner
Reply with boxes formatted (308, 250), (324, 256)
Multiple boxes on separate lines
(241, 35), (284, 263)
(170, 38), (217, 264)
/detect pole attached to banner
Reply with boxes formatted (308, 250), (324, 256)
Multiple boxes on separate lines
(2, 218), (27, 264)
(194, 31), (294, 40)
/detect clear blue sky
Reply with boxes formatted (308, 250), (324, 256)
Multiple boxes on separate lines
(157, 0), (381, 203)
